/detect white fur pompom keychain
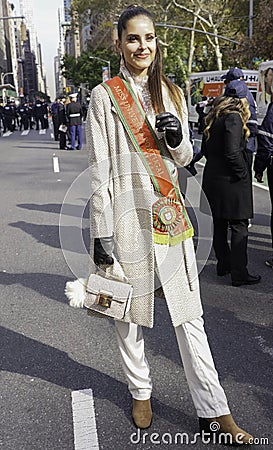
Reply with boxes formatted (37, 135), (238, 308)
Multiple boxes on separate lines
(64, 278), (87, 308)
(65, 259), (127, 309)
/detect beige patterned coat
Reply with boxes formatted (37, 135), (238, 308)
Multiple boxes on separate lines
(86, 79), (203, 328)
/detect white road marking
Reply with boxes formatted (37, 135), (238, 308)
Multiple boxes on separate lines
(39, 129), (46, 134)
(2, 131), (12, 137)
(252, 181), (269, 191)
(52, 154), (60, 173)
(71, 389), (99, 450)
(21, 130), (29, 136)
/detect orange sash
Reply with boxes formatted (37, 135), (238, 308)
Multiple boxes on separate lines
(102, 76), (194, 245)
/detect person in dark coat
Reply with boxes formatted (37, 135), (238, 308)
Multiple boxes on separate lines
(254, 101), (273, 268)
(195, 97), (214, 134)
(201, 79), (261, 286)
(41, 98), (49, 129)
(33, 98), (45, 130)
(17, 103), (29, 130)
(196, 96), (208, 134)
(26, 102), (34, 129)
(66, 93), (83, 150)
(2, 101), (16, 132)
(57, 97), (68, 149)
(51, 98), (60, 140)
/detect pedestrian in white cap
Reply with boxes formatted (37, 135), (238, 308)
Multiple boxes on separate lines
(66, 93), (83, 150)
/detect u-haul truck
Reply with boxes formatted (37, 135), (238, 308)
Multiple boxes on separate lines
(188, 70), (259, 126)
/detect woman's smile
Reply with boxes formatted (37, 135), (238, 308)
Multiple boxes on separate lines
(135, 53), (150, 57)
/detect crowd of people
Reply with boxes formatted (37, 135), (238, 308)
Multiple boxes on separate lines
(0, 92), (88, 152)
(51, 92), (86, 150)
(192, 66), (273, 278)
(0, 97), (49, 133)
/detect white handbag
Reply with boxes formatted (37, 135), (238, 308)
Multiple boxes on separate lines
(84, 273), (133, 320)
(65, 259), (133, 320)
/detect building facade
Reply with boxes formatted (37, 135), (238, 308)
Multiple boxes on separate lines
(0, 0), (18, 101)
(18, 0), (46, 97)
(63, 0), (71, 23)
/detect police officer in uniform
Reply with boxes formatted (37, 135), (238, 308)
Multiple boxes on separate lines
(2, 101), (15, 132)
(41, 98), (49, 129)
(18, 103), (29, 130)
(51, 98), (60, 140)
(27, 102), (34, 129)
(33, 98), (45, 130)
(66, 93), (83, 150)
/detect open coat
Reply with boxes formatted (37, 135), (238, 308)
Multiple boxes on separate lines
(86, 79), (203, 328)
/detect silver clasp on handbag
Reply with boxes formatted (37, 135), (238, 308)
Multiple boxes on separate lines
(97, 290), (113, 308)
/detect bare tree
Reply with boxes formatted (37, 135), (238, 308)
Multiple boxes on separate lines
(172, 0), (238, 71)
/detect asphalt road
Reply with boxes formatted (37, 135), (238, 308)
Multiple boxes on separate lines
(0, 123), (272, 450)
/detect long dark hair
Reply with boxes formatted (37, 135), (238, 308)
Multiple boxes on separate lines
(204, 95), (250, 141)
(117, 5), (183, 118)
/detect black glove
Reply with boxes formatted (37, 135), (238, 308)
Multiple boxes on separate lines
(155, 112), (183, 148)
(94, 237), (114, 266)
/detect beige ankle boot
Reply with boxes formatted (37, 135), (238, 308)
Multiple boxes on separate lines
(199, 414), (253, 445)
(132, 399), (152, 429)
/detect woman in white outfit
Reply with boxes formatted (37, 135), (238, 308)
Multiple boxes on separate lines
(86, 5), (253, 445)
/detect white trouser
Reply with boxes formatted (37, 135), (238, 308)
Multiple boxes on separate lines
(115, 317), (230, 418)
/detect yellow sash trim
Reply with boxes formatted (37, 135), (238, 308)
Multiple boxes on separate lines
(153, 227), (194, 246)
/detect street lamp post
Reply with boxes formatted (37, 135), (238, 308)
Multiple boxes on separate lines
(0, 15), (25, 104)
(89, 56), (111, 80)
(1, 72), (14, 85)
(1, 72), (14, 104)
(249, 0), (253, 40)
(249, 0), (253, 69)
